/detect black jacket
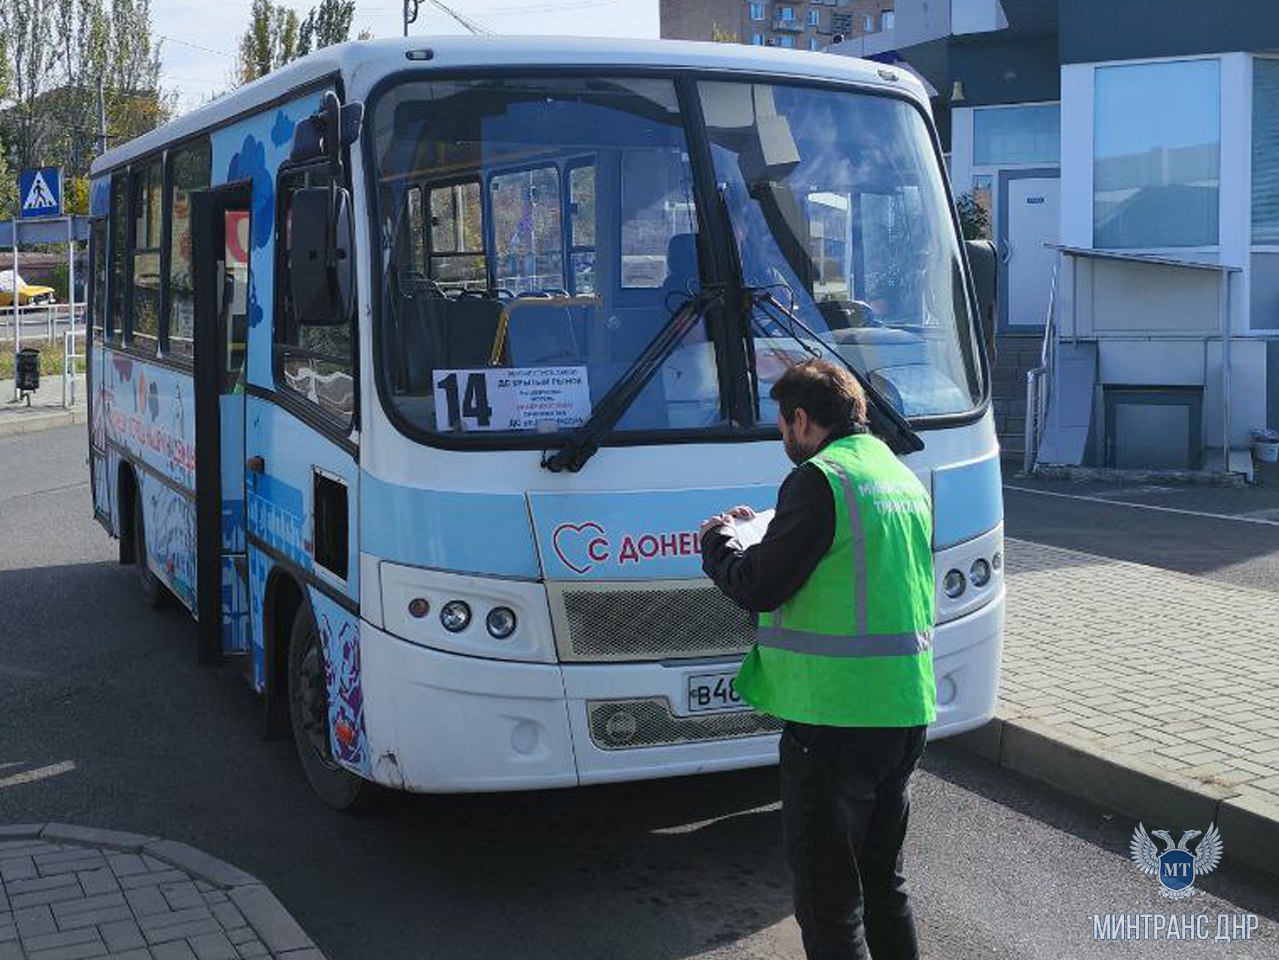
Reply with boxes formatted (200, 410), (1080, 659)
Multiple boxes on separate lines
(700, 428), (860, 613)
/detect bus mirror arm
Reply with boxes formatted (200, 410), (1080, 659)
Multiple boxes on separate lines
(290, 94), (365, 165)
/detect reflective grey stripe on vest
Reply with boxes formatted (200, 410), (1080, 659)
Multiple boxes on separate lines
(757, 626), (933, 658)
(815, 457), (868, 635)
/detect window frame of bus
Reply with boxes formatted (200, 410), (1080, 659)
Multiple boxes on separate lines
(565, 157), (596, 295)
(273, 160), (358, 430)
(90, 219), (107, 343)
(362, 69), (990, 453)
(164, 139), (212, 363)
(129, 160), (164, 354)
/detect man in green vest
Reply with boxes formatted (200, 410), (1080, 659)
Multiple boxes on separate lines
(700, 359), (935, 960)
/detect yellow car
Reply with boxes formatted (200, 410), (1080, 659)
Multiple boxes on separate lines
(0, 270), (55, 306)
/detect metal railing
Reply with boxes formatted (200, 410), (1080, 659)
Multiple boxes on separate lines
(62, 329), (83, 409)
(1022, 252), (1060, 475)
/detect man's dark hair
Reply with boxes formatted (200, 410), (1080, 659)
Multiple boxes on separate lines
(769, 360), (868, 428)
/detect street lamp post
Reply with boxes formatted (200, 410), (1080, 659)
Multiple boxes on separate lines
(404, 0), (422, 36)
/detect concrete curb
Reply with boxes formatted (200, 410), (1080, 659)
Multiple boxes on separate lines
(0, 822), (326, 958)
(952, 713), (1279, 879)
(0, 407), (85, 438)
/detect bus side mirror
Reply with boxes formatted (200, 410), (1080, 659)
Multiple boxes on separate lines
(290, 186), (354, 326)
(965, 239), (998, 363)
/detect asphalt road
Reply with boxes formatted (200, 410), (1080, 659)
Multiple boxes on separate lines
(1004, 465), (1279, 594)
(2, 426), (1277, 959)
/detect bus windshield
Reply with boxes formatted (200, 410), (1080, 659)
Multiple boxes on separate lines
(371, 75), (982, 443)
(699, 81), (983, 420)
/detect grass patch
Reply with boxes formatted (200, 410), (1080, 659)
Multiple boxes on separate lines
(0, 340), (87, 378)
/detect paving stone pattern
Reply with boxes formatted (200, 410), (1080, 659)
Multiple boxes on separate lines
(0, 827), (323, 960)
(1003, 538), (1279, 807)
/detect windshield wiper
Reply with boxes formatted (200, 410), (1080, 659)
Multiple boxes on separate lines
(542, 287), (723, 473)
(749, 288), (924, 455)
(712, 185), (923, 455)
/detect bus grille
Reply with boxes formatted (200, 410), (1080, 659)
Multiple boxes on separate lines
(588, 699), (782, 750)
(553, 582), (755, 662)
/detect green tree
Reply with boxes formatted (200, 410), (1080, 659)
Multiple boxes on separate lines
(105, 0), (170, 150)
(299, 0), (356, 56)
(236, 0), (302, 84)
(1, 0), (55, 172)
(955, 192), (991, 241)
(54, 0), (111, 173)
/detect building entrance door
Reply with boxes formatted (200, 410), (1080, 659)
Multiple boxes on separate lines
(998, 170), (1059, 331)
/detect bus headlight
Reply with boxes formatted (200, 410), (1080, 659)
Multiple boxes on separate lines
(943, 569), (966, 599)
(440, 600), (472, 633)
(969, 559), (992, 588)
(486, 606), (517, 639)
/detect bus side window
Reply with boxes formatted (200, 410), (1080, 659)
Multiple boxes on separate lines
(90, 220), (107, 343)
(568, 163), (596, 295)
(108, 176), (127, 346)
(130, 161), (163, 355)
(275, 168), (355, 423)
(166, 140), (211, 361)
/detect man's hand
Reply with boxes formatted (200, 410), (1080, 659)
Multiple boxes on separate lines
(699, 513), (734, 540)
(699, 505), (756, 541)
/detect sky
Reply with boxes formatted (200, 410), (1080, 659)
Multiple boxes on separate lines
(155, 0), (660, 111)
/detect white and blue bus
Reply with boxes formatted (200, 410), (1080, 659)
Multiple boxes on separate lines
(87, 37), (1004, 808)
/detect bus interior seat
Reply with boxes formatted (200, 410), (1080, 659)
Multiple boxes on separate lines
(505, 298), (590, 367)
(395, 287), (444, 394)
(394, 288), (504, 393)
(439, 296), (504, 370)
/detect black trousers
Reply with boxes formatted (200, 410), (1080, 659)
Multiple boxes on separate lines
(779, 721), (928, 960)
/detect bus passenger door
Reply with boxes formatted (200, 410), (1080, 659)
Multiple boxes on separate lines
(192, 185), (253, 667)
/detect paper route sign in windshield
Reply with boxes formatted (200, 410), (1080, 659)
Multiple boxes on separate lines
(433, 366), (591, 432)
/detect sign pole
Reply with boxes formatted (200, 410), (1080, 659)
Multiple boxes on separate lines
(66, 217), (76, 408)
(9, 219), (17, 402)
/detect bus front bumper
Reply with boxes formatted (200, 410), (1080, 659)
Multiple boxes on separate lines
(357, 592), (1003, 793)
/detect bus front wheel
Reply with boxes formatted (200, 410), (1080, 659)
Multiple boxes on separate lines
(288, 602), (367, 811)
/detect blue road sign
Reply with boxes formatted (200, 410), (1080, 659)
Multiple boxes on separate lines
(19, 167), (63, 219)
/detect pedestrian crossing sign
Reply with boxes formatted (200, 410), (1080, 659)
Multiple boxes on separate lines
(18, 167), (63, 219)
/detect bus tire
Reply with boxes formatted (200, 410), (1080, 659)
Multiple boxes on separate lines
(288, 602), (367, 811)
(132, 487), (166, 609)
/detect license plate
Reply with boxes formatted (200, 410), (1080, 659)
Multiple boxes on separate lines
(687, 671), (746, 714)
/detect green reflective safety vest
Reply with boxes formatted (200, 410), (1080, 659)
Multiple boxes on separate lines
(736, 433), (937, 727)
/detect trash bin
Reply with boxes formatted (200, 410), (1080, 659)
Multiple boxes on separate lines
(15, 346), (40, 404)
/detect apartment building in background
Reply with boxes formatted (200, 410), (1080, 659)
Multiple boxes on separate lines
(659, 0), (896, 51)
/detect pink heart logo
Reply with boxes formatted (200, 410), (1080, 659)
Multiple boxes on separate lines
(552, 522), (606, 575)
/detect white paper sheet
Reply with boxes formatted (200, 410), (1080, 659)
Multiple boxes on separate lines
(732, 509), (775, 548)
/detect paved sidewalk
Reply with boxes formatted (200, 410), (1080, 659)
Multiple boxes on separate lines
(962, 538), (1279, 875)
(0, 376), (86, 438)
(0, 824), (324, 960)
